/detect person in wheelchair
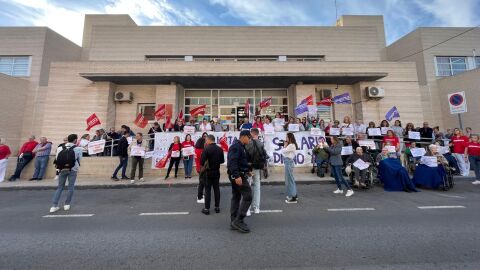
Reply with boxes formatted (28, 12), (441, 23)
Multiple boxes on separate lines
(312, 139), (329, 177)
(412, 144), (452, 190)
(345, 147), (373, 188)
(375, 146), (397, 166)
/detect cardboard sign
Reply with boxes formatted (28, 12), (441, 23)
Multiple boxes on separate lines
(310, 128), (325, 137)
(288, 124), (300, 132)
(367, 128), (381, 136)
(171, 150), (181, 158)
(182, 146), (194, 156)
(358, 140), (376, 150)
(408, 131), (421, 140)
(183, 126), (196, 134)
(342, 127), (354, 136)
(130, 145), (145, 157)
(264, 125), (275, 135)
(341, 146), (353, 155)
(381, 127), (390, 135)
(353, 159), (370, 170)
(87, 139), (105, 155)
(421, 156), (438, 167)
(144, 151), (154, 159)
(410, 147), (426, 157)
(438, 146), (450, 155)
(273, 118), (285, 131)
(354, 124), (366, 134)
(329, 128), (340, 136)
(385, 146), (396, 153)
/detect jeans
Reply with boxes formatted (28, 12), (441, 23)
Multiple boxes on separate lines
(284, 157), (297, 198)
(248, 169), (261, 210)
(316, 158), (327, 177)
(453, 153), (470, 176)
(332, 165), (351, 190)
(52, 170), (77, 206)
(469, 155), (480, 180)
(353, 167), (367, 183)
(205, 171), (220, 209)
(183, 157), (194, 177)
(229, 175), (252, 222)
(166, 157), (181, 177)
(113, 156), (128, 178)
(33, 156), (49, 179)
(12, 155), (33, 178)
(130, 157), (144, 179)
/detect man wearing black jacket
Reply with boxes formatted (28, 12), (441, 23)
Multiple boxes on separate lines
(200, 135), (225, 215)
(111, 131), (130, 180)
(227, 130), (252, 233)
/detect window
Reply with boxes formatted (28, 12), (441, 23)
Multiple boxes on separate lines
(476, 56), (480, 69)
(138, 103), (156, 121)
(315, 89), (333, 122)
(0, 56), (31, 77)
(435, 56), (468, 76)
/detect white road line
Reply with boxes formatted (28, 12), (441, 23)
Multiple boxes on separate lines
(435, 194), (466, 199)
(327, 208), (375, 212)
(43, 214), (94, 218)
(259, 210), (283, 213)
(139, 212), (190, 216)
(418, 205), (466, 209)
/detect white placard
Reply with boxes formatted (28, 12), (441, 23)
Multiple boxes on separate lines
(144, 151), (154, 159)
(408, 131), (421, 140)
(87, 139), (106, 155)
(310, 128), (325, 137)
(171, 150), (181, 158)
(273, 118), (285, 131)
(386, 146), (396, 153)
(264, 125), (275, 135)
(130, 145), (145, 157)
(341, 146), (353, 155)
(438, 146), (450, 154)
(358, 140), (376, 150)
(342, 127), (354, 136)
(127, 137), (133, 145)
(354, 124), (366, 134)
(182, 146), (194, 156)
(367, 128), (381, 136)
(410, 147), (426, 157)
(353, 159), (370, 170)
(329, 128), (341, 136)
(381, 127), (390, 135)
(288, 124), (300, 132)
(420, 156), (438, 167)
(183, 126), (196, 134)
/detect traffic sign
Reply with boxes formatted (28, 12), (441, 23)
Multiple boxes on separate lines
(448, 91), (467, 114)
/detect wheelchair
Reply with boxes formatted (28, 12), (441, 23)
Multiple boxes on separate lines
(403, 152), (418, 175)
(441, 165), (455, 191)
(348, 164), (376, 189)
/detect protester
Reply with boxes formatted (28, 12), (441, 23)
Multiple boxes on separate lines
(121, 125), (135, 137)
(319, 119), (326, 131)
(199, 119), (212, 132)
(78, 134), (90, 157)
(165, 136), (182, 179)
(353, 119), (366, 135)
(308, 118), (320, 130)
(382, 130), (400, 152)
(53, 137), (68, 181)
(301, 117), (308, 130)
(30, 137), (52, 181)
(325, 136), (354, 197)
(391, 120), (404, 138)
(283, 132), (299, 203)
(313, 139), (329, 177)
(263, 116), (274, 132)
(91, 129), (107, 156)
(380, 120), (390, 128)
(195, 132), (208, 203)
(148, 122), (162, 151)
(200, 134), (225, 215)
(376, 147), (391, 165)
(49, 134), (82, 213)
(212, 118), (223, 132)
(174, 119), (185, 132)
(0, 138), (11, 182)
(403, 123), (418, 147)
(111, 131), (130, 180)
(450, 128), (470, 176)
(252, 116), (264, 131)
(346, 147), (373, 188)
(9, 135), (38, 181)
(433, 126), (445, 142)
(106, 127), (121, 156)
(273, 112), (285, 132)
(465, 127), (473, 138)
(245, 128), (267, 213)
(341, 116), (353, 128)
(128, 132), (147, 184)
(227, 130), (253, 233)
(418, 122), (434, 143)
(182, 134), (195, 178)
(466, 135), (480, 184)
(295, 118), (306, 131)
(240, 118), (253, 131)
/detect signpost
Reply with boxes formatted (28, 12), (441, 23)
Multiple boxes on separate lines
(448, 91), (467, 129)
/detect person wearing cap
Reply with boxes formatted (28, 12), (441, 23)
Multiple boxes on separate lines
(227, 130), (252, 233)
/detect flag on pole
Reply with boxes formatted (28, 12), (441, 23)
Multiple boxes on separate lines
(155, 155), (170, 168)
(332, 93), (352, 104)
(85, 113), (101, 131)
(190, 104), (207, 117)
(219, 133), (229, 152)
(154, 104), (166, 120)
(295, 102), (309, 116)
(259, 97), (272, 109)
(245, 99), (250, 117)
(134, 113), (148, 128)
(300, 95), (314, 105)
(385, 106), (400, 121)
(316, 98), (333, 106)
(165, 115), (173, 129)
(176, 109), (184, 122)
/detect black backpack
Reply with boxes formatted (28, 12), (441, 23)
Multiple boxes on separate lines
(251, 141), (266, 170)
(56, 145), (78, 170)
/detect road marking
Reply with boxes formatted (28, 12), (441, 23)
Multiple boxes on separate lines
(327, 208), (375, 212)
(43, 214), (94, 218)
(259, 210), (283, 213)
(418, 205), (466, 209)
(435, 194), (466, 199)
(139, 212), (190, 216)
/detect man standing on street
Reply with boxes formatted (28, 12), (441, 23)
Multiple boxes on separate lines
(9, 135), (38, 181)
(111, 131), (130, 180)
(200, 135), (225, 215)
(227, 130), (252, 233)
(245, 128), (267, 215)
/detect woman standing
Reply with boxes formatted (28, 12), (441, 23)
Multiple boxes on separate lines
(283, 133), (298, 203)
(391, 120), (404, 138)
(403, 123), (417, 148)
(128, 132), (148, 184)
(263, 116), (274, 131)
(450, 128), (470, 176)
(252, 116), (264, 131)
(466, 135), (480, 184)
(0, 138), (12, 182)
(325, 136), (354, 197)
(182, 134), (195, 178)
(165, 136), (182, 179)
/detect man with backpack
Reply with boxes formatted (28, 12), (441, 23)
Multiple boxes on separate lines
(49, 134), (83, 213)
(245, 128), (267, 215)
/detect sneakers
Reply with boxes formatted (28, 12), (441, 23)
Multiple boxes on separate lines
(254, 208), (260, 214)
(472, 180), (480, 185)
(64, 205), (70, 211)
(246, 209), (251, 216)
(197, 197), (205, 204)
(201, 209), (210, 215)
(345, 190), (354, 197)
(231, 221), (250, 233)
(285, 197), (298, 204)
(49, 206), (60, 213)
(130, 179), (135, 184)
(139, 178), (144, 182)
(333, 189), (344, 194)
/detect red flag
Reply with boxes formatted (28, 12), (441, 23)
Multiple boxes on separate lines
(176, 109), (184, 122)
(219, 133), (229, 152)
(86, 113), (101, 131)
(301, 95), (314, 105)
(316, 98), (333, 106)
(245, 99), (250, 117)
(134, 113), (148, 128)
(154, 104), (166, 120)
(155, 155), (170, 169)
(190, 104), (207, 117)
(259, 97), (272, 109)
(165, 115), (173, 129)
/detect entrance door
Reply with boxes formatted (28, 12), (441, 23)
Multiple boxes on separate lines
(236, 106), (248, 130)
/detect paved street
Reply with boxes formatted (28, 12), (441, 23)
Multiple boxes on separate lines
(1, 181), (479, 270)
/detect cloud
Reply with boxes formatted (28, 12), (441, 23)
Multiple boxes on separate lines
(413, 0), (479, 27)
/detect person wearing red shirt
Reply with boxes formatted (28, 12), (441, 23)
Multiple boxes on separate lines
(9, 135), (38, 181)
(450, 128), (470, 176)
(182, 134), (195, 179)
(252, 116), (264, 131)
(0, 138), (12, 182)
(382, 130), (400, 154)
(466, 135), (480, 184)
(165, 136), (183, 179)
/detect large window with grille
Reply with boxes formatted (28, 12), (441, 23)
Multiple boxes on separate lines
(0, 56), (31, 77)
(315, 89), (333, 122)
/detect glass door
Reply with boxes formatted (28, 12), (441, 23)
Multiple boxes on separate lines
(219, 106), (236, 131)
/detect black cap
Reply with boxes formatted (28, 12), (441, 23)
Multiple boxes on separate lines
(239, 130), (252, 138)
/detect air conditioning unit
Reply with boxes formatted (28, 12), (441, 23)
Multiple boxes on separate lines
(366, 86), (385, 98)
(114, 91), (133, 102)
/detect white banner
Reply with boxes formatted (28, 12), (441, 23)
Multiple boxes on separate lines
(87, 139), (105, 155)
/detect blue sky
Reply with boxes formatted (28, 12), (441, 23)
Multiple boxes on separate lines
(1, 0), (479, 46)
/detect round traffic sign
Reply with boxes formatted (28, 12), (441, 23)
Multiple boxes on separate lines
(449, 94), (464, 106)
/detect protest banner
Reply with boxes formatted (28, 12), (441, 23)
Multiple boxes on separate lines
(87, 139), (105, 155)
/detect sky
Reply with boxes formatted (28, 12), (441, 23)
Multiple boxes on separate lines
(0, 0), (479, 46)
